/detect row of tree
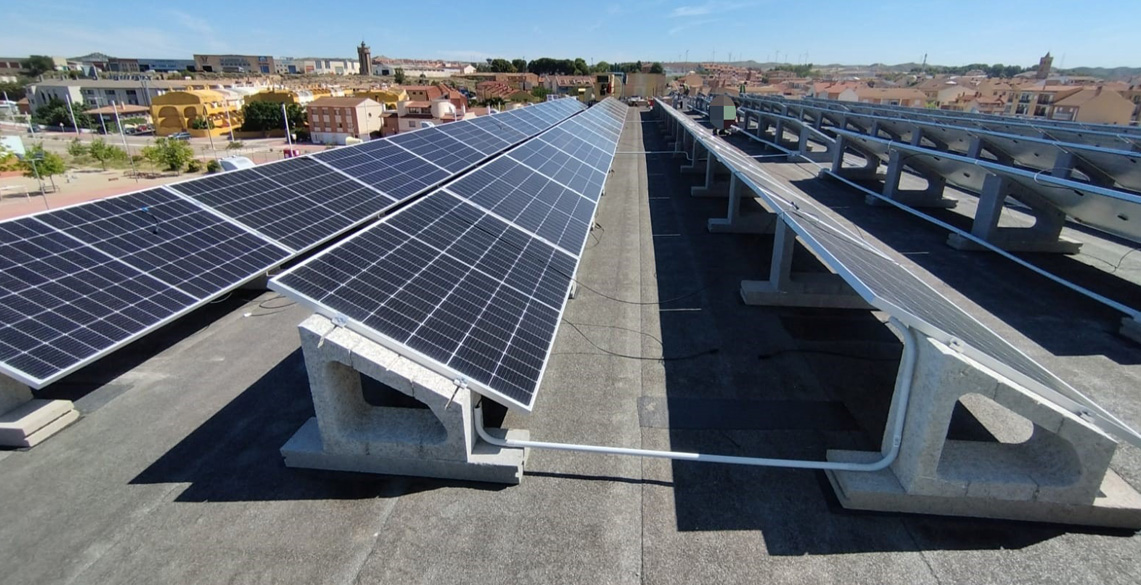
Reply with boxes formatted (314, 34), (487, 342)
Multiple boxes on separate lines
(475, 57), (663, 76)
(909, 63), (1030, 78)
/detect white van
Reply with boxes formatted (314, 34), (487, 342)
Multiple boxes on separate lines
(219, 156), (256, 172)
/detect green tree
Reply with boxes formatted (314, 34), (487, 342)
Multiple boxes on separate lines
(531, 86), (550, 99)
(418, 73), (428, 85)
(226, 140), (244, 150)
(31, 97), (92, 129)
(393, 68), (406, 84)
(88, 138), (128, 170)
(206, 159), (221, 173)
(22, 55), (56, 77)
(21, 144), (66, 190)
(67, 138), (88, 158)
(511, 59), (528, 73)
(573, 58), (589, 75)
(650, 62), (664, 74)
(488, 58), (516, 73)
(141, 137), (195, 173)
(189, 117), (213, 130)
(592, 61), (611, 73)
(0, 80), (28, 101)
(241, 101), (305, 132)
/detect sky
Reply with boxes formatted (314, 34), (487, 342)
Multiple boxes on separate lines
(2, 0), (1139, 69)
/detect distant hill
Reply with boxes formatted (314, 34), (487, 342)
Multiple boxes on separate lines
(675, 61), (1141, 80)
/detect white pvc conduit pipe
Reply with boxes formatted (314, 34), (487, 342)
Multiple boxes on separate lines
(475, 320), (917, 473)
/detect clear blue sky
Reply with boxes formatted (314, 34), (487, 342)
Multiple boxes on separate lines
(2, 0), (1137, 69)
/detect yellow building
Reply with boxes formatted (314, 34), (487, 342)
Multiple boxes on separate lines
(350, 88), (407, 110)
(151, 90), (243, 137)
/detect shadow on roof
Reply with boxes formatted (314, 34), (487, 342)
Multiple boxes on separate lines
(637, 109), (1131, 554)
(129, 347), (506, 502)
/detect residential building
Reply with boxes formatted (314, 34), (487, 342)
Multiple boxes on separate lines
(624, 73), (666, 98)
(394, 99), (462, 132)
(399, 85), (446, 103)
(1005, 84), (1081, 118)
(351, 87), (408, 109)
(151, 90), (243, 137)
(1049, 87), (1135, 124)
(276, 57), (359, 75)
(245, 89), (318, 106)
(26, 79), (255, 112)
(476, 81), (515, 101)
(357, 42), (370, 76)
(193, 54), (275, 74)
(837, 87), (927, 107)
(87, 104), (151, 130)
(308, 96), (384, 144)
(546, 76), (596, 101)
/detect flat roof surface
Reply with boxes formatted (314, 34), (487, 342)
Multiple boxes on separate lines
(1, 107), (1140, 584)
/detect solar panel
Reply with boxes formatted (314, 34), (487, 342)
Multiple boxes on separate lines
(312, 138), (451, 201)
(436, 120), (512, 155)
(168, 157), (394, 252)
(660, 99), (1141, 447)
(273, 192), (574, 407)
(0, 99), (584, 390)
(272, 97), (627, 411)
(0, 216), (197, 385)
(387, 127), (486, 173)
(444, 158), (597, 254)
(35, 187), (290, 300)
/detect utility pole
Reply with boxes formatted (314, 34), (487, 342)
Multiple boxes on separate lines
(281, 102), (293, 151)
(64, 93), (80, 136)
(112, 101), (139, 182)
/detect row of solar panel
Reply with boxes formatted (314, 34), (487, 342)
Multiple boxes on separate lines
(730, 94), (1141, 244)
(271, 99), (628, 412)
(736, 94), (1140, 152)
(664, 98), (1141, 447)
(739, 95), (1141, 195)
(0, 98), (585, 387)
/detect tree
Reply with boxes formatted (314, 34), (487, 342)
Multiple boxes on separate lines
(573, 58), (589, 75)
(488, 58), (516, 73)
(21, 144), (66, 190)
(511, 59), (528, 73)
(22, 55), (56, 77)
(67, 138), (88, 158)
(418, 73), (428, 85)
(88, 138), (128, 170)
(650, 62), (664, 74)
(531, 86), (550, 99)
(141, 137), (195, 173)
(0, 80), (28, 101)
(592, 61), (611, 73)
(393, 68), (406, 84)
(31, 97), (92, 129)
(241, 101), (305, 133)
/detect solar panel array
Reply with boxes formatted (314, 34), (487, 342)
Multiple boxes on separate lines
(659, 99), (1141, 448)
(271, 98), (627, 411)
(731, 94), (1141, 245)
(0, 98), (585, 388)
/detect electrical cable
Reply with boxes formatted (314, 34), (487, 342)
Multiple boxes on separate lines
(561, 318), (717, 362)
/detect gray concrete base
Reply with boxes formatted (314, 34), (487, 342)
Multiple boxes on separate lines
(740, 273), (874, 309)
(0, 376), (79, 448)
(282, 418), (528, 484)
(1121, 317), (1141, 344)
(708, 213), (778, 234)
(947, 233), (1081, 254)
(281, 314), (529, 484)
(691, 184), (729, 198)
(826, 335), (1141, 528)
(826, 450), (1141, 529)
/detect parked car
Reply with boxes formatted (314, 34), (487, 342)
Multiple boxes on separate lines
(170, 131), (191, 140)
(26, 124), (43, 133)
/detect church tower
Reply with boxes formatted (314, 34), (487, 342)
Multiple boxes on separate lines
(1035, 52), (1053, 80)
(357, 41), (371, 76)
